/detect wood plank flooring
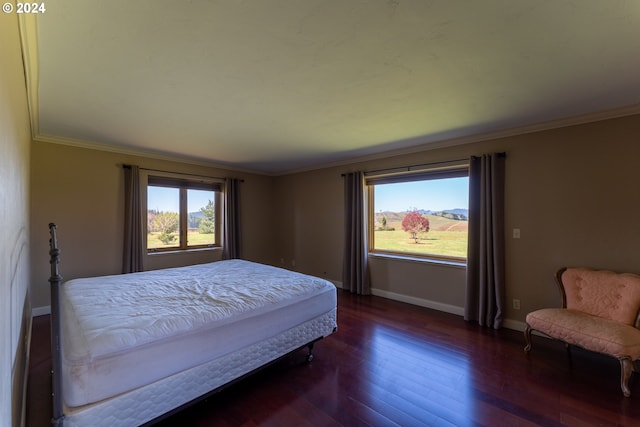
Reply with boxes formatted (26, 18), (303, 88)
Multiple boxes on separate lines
(26, 292), (640, 426)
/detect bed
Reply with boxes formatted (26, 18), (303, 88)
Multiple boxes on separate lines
(47, 223), (337, 426)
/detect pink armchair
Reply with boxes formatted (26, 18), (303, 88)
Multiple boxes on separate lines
(524, 267), (640, 397)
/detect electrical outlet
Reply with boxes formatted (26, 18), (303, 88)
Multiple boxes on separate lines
(513, 228), (521, 239)
(513, 299), (521, 310)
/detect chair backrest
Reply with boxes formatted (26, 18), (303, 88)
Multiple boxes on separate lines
(559, 267), (640, 326)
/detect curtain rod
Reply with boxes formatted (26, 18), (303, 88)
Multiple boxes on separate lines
(122, 164), (244, 182)
(342, 158), (468, 177)
(471, 152), (506, 160)
(341, 152), (506, 177)
(366, 158), (469, 176)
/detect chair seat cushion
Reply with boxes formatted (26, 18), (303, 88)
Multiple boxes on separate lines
(526, 308), (640, 359)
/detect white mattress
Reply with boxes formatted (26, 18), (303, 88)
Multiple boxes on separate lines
(60, 259), (337, 408)
(62, 310), (337, 427)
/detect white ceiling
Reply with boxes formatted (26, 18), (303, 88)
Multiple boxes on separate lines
(26, 0), (640, 174)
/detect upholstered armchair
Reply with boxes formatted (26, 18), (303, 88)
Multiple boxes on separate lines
(524, 267), (640, 397)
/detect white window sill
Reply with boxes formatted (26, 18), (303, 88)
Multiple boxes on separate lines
(368, 252), (467, 269)
(148, 247), (221, 256)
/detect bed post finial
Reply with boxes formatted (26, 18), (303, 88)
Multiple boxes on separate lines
(48, 223), (65, 425)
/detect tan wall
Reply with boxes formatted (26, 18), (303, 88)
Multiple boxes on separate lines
(28, 110), (640, 329)
(274, 114), (640, 326)
(30, 143), (276, 310)
(273, 168), (344, 279)
(1, 9), (33, 426)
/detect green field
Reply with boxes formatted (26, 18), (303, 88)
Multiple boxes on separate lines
(374, 214), (468, 258)
(147, 231), (215, 249)
(148, 213), (466, 256)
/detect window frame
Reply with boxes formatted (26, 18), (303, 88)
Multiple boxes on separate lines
(144, 172), (223, 253)
(366, 164), (469, 264)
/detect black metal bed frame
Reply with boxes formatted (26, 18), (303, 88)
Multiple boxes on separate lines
(48, 223), (64, 426)
(47, 222), (332, 426)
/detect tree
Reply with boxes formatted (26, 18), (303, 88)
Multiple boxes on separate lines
(147, 209), (159, 232)
(188, 214), (201, 229)
(401, 209), (430, 243)
(198, 200), (215, 234)
(153, 211), (179, 245)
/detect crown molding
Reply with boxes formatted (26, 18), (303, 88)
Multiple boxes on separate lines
(279, 103), (640, 175)
(34, 102), (640, 177)
(20, 12), (640, 177)
(17, 12), (39, 139)
(17, 14), (261, 177)
(18, 14), (640, 176)
(33, 134), (262, 175)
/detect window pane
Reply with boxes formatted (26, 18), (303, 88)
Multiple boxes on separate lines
(372, 177), (469, 259)
(147, 186), (180, 249)
(187, 189), (216, 246)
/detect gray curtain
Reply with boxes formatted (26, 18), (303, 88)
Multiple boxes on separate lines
(222, 177), (241, 260)
(123, 165), (143, 273)
(465, 153), (506, 329)
(342, 172), (370, 294)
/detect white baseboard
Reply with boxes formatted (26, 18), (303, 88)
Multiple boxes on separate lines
(32, 305), (51, 317)
(502, 318), (528, 332)
(370, 288), (465, 317)
(369, 288), (527, 333)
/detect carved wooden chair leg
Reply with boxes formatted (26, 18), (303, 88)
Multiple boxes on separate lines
(620, 357), (633, 397)
(524, 325), (533, 353)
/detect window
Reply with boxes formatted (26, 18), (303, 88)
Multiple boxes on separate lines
(146, 175), (222, 252)
(367, 166), (469, 262)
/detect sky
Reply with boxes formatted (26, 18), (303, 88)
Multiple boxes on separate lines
(147, 187), (214, 213)
(149, 177), (468, 214)
(374, 177), (469, 212)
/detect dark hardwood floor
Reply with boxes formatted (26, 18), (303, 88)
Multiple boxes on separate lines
(27, 292), (640, 426)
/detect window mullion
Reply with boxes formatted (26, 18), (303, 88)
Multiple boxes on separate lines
(180, 188), (188, 248)
(215, 192), (221, 246)
(367, 185), (375, 252)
